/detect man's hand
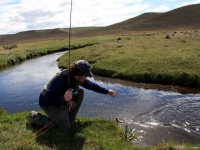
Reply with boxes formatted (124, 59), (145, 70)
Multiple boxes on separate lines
(64, 90), (72, 101)
(107, 90), (116, 97)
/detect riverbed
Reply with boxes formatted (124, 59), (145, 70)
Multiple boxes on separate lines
(0, 51), (200, 146)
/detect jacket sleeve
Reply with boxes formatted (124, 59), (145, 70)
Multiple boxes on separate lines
(81, 79), (109, 94)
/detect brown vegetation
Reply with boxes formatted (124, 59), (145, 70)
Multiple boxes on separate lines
(2, 44), (18, 50)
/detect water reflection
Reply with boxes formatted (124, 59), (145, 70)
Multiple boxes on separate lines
(0, 52), (200, 146)
(81, 80), (200, 145)
(0, 52), (64, 112)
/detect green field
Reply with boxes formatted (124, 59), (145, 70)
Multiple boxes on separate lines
(58, 31), (200, 88)
(0, 110), (146, 150)
(0, 37), (99, 68)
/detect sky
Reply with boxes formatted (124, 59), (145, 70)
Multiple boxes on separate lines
(0, 0), (200, 35)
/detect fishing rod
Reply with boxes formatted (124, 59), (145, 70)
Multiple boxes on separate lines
(68, 0), (73, 85)
(67, 0), (75, 111)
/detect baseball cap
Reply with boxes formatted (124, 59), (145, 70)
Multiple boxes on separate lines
(75, 60), (93, 77)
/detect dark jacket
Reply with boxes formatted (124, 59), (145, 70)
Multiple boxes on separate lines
(39, 69), (109, 107)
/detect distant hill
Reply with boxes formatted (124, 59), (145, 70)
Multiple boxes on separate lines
(0, 4), (200, 44)
(0, 28), (98, 44)
(107, 3), (200, 31)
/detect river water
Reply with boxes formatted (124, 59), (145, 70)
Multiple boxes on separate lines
(0, 52), (200, 146)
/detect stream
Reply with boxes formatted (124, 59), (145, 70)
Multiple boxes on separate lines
(0, 51), (200, 146)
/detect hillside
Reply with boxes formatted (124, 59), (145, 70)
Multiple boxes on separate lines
(108, 3), (200, 31)
(0, 28), (98, 44)
(0, 3), (200, 44)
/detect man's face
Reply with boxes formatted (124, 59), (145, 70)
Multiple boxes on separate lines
(74, 74), (86, 83)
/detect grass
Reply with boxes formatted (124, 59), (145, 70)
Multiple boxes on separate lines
(58, 31), (200, 88)
(0, 110), (148, 150)
(0, 36), (104, 69)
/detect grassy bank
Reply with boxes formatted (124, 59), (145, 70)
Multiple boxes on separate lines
(0, 36), (104, 69)
(0, 110), (146, 150)
(58, 31), (200, 88)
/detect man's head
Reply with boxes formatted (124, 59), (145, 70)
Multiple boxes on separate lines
(75, 60), (93, 77)
(69, 60), (93, 83)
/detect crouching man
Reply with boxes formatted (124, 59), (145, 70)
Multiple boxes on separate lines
(27, 60), (116, 129)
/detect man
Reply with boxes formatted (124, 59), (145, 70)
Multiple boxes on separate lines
(27, 60), (116, 129)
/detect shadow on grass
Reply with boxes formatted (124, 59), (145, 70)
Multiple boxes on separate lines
(35, 121), (92, 150)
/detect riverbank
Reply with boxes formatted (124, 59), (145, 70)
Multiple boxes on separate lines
(58, 31), (200, 88)
(1, 110), (199, 150)
(0, 36), (101, 69)
(0, 110), (144, 150)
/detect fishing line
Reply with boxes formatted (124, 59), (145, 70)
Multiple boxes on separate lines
(68, 0), (73, 86)
(26, 110), (68, 148)
(67, 0), (74, 111)
(11, 110), (68, 150)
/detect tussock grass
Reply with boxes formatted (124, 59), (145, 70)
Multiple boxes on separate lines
(58, 31), (200, 87)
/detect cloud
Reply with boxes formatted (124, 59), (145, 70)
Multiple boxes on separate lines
(0, 0), (70, 34)
(0, 0), (151, 34)
(72, 1), (150, 26)
(148, 5), (170, 12)
(0, 0), (18, 5)
(176, 0), (200, 8)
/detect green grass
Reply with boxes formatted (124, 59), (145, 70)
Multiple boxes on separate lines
(0, 36), (103, 69)
(58, 32), (200, 87)
(0, 110), (148, 150)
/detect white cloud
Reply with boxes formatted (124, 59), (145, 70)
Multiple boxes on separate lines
(72, 1), (150, 27)
(0, 0), (150, 34)
(0, 13), (27, 34)
(148, 5), (170, 12)
(0, 0), (71, 34)
(176, 0), (200, 8)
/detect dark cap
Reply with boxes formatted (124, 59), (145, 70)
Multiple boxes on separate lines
(75, 60), (93, 77)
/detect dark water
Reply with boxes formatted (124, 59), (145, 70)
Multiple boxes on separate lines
(0, 52), (200, 146)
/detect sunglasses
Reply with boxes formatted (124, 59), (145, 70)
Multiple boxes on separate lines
(78, 72), (87, 77)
